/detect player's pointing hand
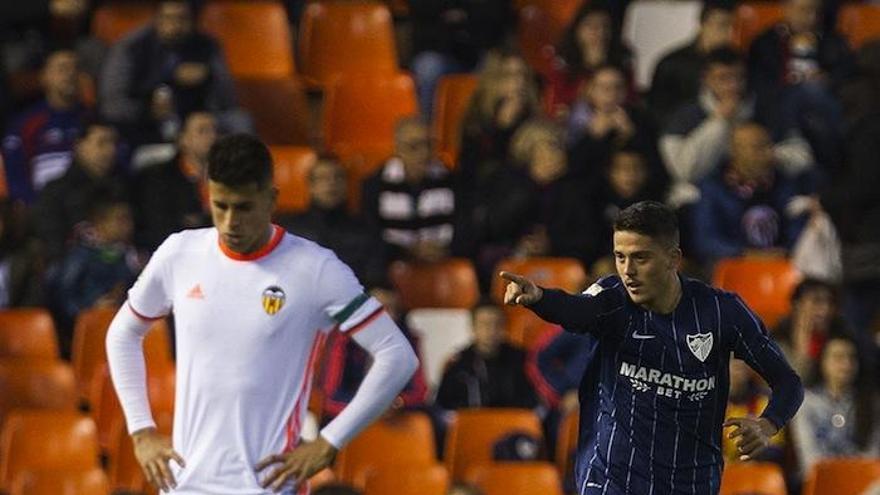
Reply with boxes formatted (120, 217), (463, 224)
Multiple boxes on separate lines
(499, 271), (543, 306)
(256, 435), (338, 492)
(723, 417), (778, 461)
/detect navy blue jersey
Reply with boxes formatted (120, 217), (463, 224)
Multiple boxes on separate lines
(530, 275), (803, 495)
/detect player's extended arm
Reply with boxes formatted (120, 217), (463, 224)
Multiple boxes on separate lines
(106, 303), (184, 492)
(255, 311), (418, 491)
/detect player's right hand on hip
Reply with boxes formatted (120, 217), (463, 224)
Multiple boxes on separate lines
(131, 427), (185, 492)
(499, 271), (543, 306)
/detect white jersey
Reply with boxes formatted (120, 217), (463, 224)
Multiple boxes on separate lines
(127, 225), (383, 494)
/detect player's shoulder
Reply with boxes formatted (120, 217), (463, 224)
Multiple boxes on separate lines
(277, 229), (340, 262)
(582, 275), (625, 296)
(157, 227), (216, 254)
(683, 276), (750, 312)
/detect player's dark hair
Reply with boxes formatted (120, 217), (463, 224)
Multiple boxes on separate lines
(703, 46), (742, 72)
(613, 201), (680, 248)
(207, 134), (273, 189)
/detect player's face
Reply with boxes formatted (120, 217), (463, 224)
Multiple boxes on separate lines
(613, 230), (681, 308)
(209, 181), (277, 254)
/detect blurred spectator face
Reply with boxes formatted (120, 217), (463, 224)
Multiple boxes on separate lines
(820, 338), (858, 390)
(179, 112), (217, 166)
(472, 305), (506, 356)
(529, 139), (567, 185)
(704, 61), (745, 101)
(370, 287), (401, 321)
(41, 50), (79, 105)
(75, 126), (118, 177)
(731, 124), (774, 179)
(728, 357), (751, 396)
(576, 11), (611, 52)
(448, 484), (485, 495)
(94, 202), (134, 244)
(395, 120), (433, 172)
(786, 0), (820, 35)
(498, 56), (529, 100)
(608, 151), (647, 199)
(156, 1), (193, 45)
(587, 67), (626, 112)
(700, 9), (734, 51)
(309, 158), (348, 210)
(794, 285), (837, 331)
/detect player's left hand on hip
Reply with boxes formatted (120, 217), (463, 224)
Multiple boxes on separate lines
(255, 436), (338, 492)
(723, 417), (778, 461)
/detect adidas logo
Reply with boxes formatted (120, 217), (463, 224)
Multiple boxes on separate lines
(187, 284), (205, 299)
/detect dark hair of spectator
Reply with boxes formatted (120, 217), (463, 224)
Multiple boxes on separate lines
(613, 201), (680, 248)
(703, 47), (742, 72)
(557, 2), (629, 77)
(791, 278), (839, 305)
(699, 0), (736, 23)
(207, 134), (273, 189)
(472, 295), (502, 317)
(86, 187), (129, 224)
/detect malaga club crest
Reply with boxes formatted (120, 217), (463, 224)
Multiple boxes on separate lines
(262, 286), (286, 315)
(686, 332), (714, 362)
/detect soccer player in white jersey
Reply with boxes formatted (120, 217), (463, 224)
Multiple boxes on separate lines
(106, 134), (419, 494)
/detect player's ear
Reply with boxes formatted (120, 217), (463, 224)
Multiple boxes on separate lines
(668, 246), (683, 270)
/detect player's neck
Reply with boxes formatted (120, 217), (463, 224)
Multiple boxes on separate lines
(237, 225), (275, 255)
(644, 273), (682, 314)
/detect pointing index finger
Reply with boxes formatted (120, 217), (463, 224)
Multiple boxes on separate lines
(499, 271), (527, 284)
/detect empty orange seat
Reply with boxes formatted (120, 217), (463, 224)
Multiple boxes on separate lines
(298, 2), (398, 87)
(199, 1), (294, 78)
(433, 74), (478, 167)
(389, 259), (480, 310)
(555, 407), (579, 485)
(0, 359), (77, 424)
(269, 146), (317, 214)
(0, 308), (58, 359)
(837, 4), (880, 49)
(719, 461), (786, 495)
(236, 77), (311, 146)
(335, 412), (437, 487)
(712, 256), (801, 329)
(733, 2), (785, 52)
(91, 2), (156, 45)
(444, 408), (544, 481)
(0, 411), (99, 490)
(802, 458), (880, 495)
(10, 468), (110, 495)
(466, 462), (564, 495)
(363, 463), (449, 495)
(491, 257), (588, 304)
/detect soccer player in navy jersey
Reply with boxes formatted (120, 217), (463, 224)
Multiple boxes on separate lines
(500, 201), (803, 495)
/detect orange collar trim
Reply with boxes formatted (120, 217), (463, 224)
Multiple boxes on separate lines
(218, 224), (284, 261)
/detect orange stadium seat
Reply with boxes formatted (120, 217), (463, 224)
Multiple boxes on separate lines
(0, 411), (99, 490)
(91, 2), (156, 45)
(517, 0), (584, 75)
(444, 408), (544, 481)
(236, 77), (311, 146)
(433, 74), (478, 168)
(719, 461), (786, 495)
(10, 467), (110, 495)
(106, 410), (173, 494)
(491, 257), (589, 304)
(0, 359), (77, 424)
(837, 4), (880, 49)
(556, 407), (579, 484)
(199, 1), (295, 79)
(269, 146), (317, 214)
(712, 256), (801, 329)
(335, 412), (437, 487)
(89, 364), (123, 450)
(466, 462), (564, 495)
(298, 2), (398, 87)
(802, 458), (880, 495)
(505, 307), (557, 348)
(389, 259), (481, 310)
(0, 308), (58, 359)
(733, 2), (785, 52)
(363, 463), (449, 495)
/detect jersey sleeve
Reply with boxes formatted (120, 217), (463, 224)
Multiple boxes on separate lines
(528, 277), (627, 338)
(726, 294), (804, 429)
(127, 235), (177, 319)
(316, 252), (383, 333)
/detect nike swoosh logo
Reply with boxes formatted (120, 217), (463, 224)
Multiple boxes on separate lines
(632, 332), (655, 339)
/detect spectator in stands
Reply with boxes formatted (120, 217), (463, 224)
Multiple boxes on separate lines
(131, 111), (214, 252)
(661, 48), (813, 209)
(280, 155), (387, 288)
(567, 64), (666, 196)
(775, 278), (851, 379)
(32, 120), (125, 261)
(2, 48), (91, 204)
(544, 3), (634, 119)
(447, 484), (485, 495)
(0, 199), (43, 308)
(320, 285), (428, 420)
(49, 191), (138, 355)
(458, 48), (540, 183)
(792, 335), (880, 472)
(692, 122), (810, 263)
(723, 358), (785, 463)
(649, 0), (735, 127)
(408, 0), (513, 117)
(436, 299), (539, 410)
(99, 0), (251, 145)
(362, 116), (460, 263)
(748, 0), (853, 169)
